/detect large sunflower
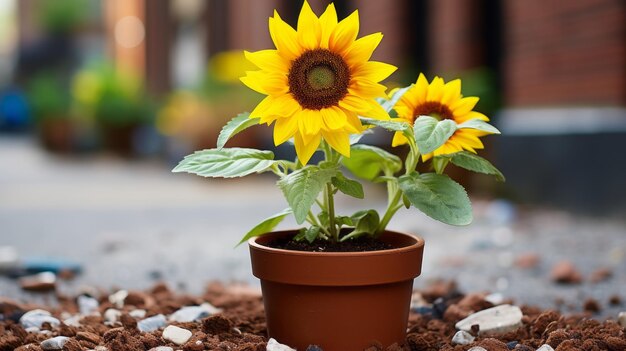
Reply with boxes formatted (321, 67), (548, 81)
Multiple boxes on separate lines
(241, 1), (396, 165)
(392, 73), (492, 160)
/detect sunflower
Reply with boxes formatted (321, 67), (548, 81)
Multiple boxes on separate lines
(241, 1), (396, 165)
(392, 73), (492, 160)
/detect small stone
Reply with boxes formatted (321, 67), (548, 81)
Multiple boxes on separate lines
(25, 327), (40, 333)
(451, 330), (475, 345)
(514, 253), (540, 269)
(583, 298), (601, 313)
(485, 293), (505, 305)
(609, 295), (621, 306)
(506, 341), (518, 349)
(455, 304), (523, 335)
(137, 314), (167, 332)
(413, 306), (434, 315)
(148, 347), (173, 351)
(550, 260), (582, 284)
(536, 345), (555, 351)
(104, 308), (122, 325)
(467, 347), (487, 351)
(20, 272), (56, 291)
(267, 338), (297, 351)
(20, 309), (60, 329)
(306, 346), (323, 351)
(108, 290), (128, 308)
(618, 311), (626, 328)
(40, 336), (69, 350)
(162, 325), (192, 345)
(589, 267), (612, 283)
(63, 314), (81, 327)
(78, 295), (100, 315)
(94, 347), (108, 351)
(129, 309), (146, 319)
(0, 246), (19, 270)
(169, 303), (221, 322)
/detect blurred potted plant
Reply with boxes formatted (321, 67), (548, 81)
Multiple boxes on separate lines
(72, 64), (152, 156)
(174, 2), (504, 350)
(27, 72), (73, 152)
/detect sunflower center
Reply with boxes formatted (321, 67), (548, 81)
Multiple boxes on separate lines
(288, 49), (350, 110)
(413, 101), (454, 122)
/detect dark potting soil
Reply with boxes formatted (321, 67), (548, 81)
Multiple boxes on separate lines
(1, 281), (624, 351)
(267, 235), (394, 252)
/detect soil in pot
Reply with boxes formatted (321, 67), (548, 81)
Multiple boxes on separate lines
(267, 234), (394, 252)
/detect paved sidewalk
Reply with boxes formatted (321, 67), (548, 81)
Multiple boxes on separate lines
(0, 136), (624, 318)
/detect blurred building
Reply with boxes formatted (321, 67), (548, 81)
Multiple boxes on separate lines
(4, 0), (626, 214)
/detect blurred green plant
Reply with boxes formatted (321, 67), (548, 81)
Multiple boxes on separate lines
(72, 64), (152, 127)
(37, 0), (88, 34)
(27, 72), (70, 121)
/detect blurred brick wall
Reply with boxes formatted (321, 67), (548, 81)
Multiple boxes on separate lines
(504, 0), (626, 106)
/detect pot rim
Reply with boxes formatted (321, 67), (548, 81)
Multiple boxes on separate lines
(248, 229), (425, 257)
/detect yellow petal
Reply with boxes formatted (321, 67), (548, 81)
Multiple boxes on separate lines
(264, 94), (300, 119)
(320, 106), (346, 130)
(250, 96), (274, 119)
(391, 132), (408, 147)
(323, 130), (350, 157)
(393, 104), (412, 119)
(298, 109), (322, 136)
(441, 79), (461, 105)
(362, 100), (390, 120)
(451, 96), (479, 116)
(273, 115), (299, 145)
(329, 10), (359, 53)
(318, 3), (338, 49)
(408, 73), (429, 105)
(244, 50), (288, 73)
(240, 71), (288, 95)
(426, 76), (444, 102)
(345, 33), (383, 67)
(453, 131), (485, 149)
(269, 11), (301, 60)
(294, 132), (321, 165)
(455, 110), (489, 123)
(349, 80), (387, 99)
(297, 1), (321, 50)
(338, 94), (370, 113)
(353, 61), (397, 83)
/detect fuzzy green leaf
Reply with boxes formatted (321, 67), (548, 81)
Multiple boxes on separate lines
(457, 119), (500, 134)
(237, 208), (292, 246)
(413, 116), (457, 154)
(304, 226), (321, 243)
(332, 172), (364, 199)
(398, 172), (472, 225)
(432, 156), (450, 174)
(342, 144), (402, 180)
(448, 151), (505, 182)
(376, 85), (413, 112)
(216, 112), (259, 149)
(341, 209), (380, 241)
(173, 148), (275, 178)
(359, 117), (411, 132)
(277, 165), (338, 224)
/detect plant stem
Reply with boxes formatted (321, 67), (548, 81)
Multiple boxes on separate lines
(326, 182), (338, 241)
(376, 188), (402, 235)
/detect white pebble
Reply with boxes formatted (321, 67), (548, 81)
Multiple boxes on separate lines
(20, 309), (60, 329)
(129, 309), (147, 319)
(137, 314), (167, 332)
(104, 308), (122, 325)
(169, 303), (220, 323)
(40, 336), (69, 350)
(451, 330), (475, 345)
(162, 325), (192, 345)
(468, 347), (487, 351)
(618, 311), (626, 328)
(266, 338), (297, 351)
(537, 344), (555, 351)
(108, 290), (128, 308)
(148, 347), (174, 351)
(78, 295), (100, 315)
(63, 314), (82, 327)
(484, 292), (504, 305)
(455, 304), (523, 335)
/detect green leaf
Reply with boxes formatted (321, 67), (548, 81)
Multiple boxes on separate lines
(448, 151), (505, 182)
(342, 144), (402, 180)
(432, 156), (450, 174)
(413, 116), (457, 154)
(216, 112), (259, 149)
(277, 165), (338, 224)
(304, 226), (321, 243)
(457, 119), (500, 134)
(332, 172), (364, 199)
(359, 117), (411, 132)
(341, 209), (380, 241)
(349, 129), (374, 145)
(398, 172), (472, 225)
(376, 85), (413, 112)
(237, 208), (292, 246)
(173, 148), (275, 178)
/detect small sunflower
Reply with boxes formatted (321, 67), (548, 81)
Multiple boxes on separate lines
(392, 73), (492, 160)
(241, 1), (396, 165)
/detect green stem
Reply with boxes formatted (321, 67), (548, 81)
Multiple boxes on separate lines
(326, 182), (338, 241)
(376, 188), (403, 235)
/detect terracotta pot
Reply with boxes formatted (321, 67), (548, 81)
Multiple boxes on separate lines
(249, 230), (425, 351)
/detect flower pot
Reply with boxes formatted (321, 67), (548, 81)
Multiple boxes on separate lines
(249, 230), (425, 351)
